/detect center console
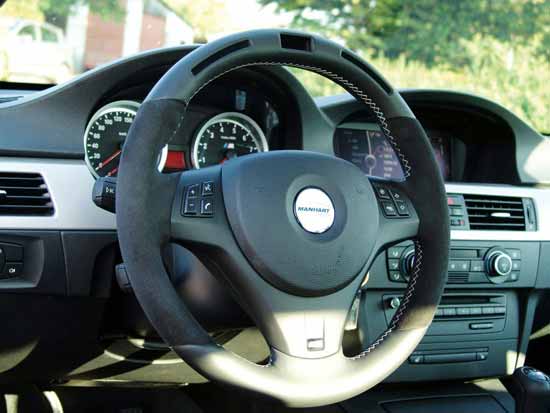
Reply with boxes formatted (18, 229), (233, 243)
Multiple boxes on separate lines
(356, 185), (546, 384)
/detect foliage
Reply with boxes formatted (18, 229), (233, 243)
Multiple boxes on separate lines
(39, 0), (123, 21)
(290, 35), (550, 132)
(0, 0), (123, 26)
(261, 0), (549, 67)
(164, 0), (236, 43)
(0, 0), (43, 21)
(263, 0), (549, 132)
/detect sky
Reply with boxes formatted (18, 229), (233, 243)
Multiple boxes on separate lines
(206, 0), (293, 40)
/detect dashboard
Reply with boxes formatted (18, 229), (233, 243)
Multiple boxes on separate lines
(0, 45), (550, 389)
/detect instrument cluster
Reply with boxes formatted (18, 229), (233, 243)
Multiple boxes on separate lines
(83, 80), (292, 178)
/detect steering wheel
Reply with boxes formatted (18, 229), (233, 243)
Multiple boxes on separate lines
(116, 30), (449, 408)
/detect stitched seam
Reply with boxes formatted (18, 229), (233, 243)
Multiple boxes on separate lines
(183, 61), (412, 178)
(350, 240), (423, 360)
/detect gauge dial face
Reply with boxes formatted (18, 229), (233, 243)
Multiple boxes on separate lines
(192, 112), (268, 169)
(84, 101), (167, 178)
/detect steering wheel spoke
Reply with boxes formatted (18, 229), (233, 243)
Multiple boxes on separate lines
(369, 180), (420, 253)
(169, 165), (235, 248)
(242, 270), (363, 360)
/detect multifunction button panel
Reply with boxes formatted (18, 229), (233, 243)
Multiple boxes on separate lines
(387, 242), (521, 284)
(373, 185), (410, 218)
(447, 194), (469, 229)
(0, 242), (24, 279)
(182, 181), (214, 217)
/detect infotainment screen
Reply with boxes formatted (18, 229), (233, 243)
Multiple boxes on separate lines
(333, 123), (450, 181)
(428, 134), (451, 180)
(334, 124), (405, 180)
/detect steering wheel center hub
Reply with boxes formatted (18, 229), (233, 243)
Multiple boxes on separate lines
(222, 150), (379, 296)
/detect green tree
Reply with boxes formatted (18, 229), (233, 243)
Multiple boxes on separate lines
(164, 0), (236, 43)
(259, 0), (549, 67)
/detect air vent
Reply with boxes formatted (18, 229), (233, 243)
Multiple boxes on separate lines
(464, 194), (531, 231)
(0, 96), (22, 104)
(0, 172), (54, 216)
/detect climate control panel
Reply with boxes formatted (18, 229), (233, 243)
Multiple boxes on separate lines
(387, 242), (522, 284)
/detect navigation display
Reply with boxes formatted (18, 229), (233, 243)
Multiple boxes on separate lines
(334, 124), (450, 181)
(334, 125), (405, 180)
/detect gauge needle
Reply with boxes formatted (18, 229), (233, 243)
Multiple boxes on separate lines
(96, 149), (122, 171)
(107, 167), (118, 177)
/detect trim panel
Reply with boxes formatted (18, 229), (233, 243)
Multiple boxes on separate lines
(0, 158), (116, 230)
(0, 159), (548, 240)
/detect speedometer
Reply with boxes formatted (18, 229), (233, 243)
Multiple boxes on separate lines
(84, 100), (167, 178)
(191, 112), (268, 169)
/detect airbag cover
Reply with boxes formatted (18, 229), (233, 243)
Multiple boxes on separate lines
(222, 150), (378, 296)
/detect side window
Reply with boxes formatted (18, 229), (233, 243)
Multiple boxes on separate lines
(41, 27), (59, 43)
(17, 25), (36, 40)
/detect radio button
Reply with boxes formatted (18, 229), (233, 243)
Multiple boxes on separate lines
(470, 260), (484, 272)
(394, 200), (410, 216)
(389, 271), (405, 282)
(457, 307), (470, 316)
(482, 307), (495, 315)
(512, 260), (521, 271)
(443, 307), (457, 317)
(381, 201), (397, 217)
(374, 186), (391, 199)
(187, 184), (199, 198)
(449, 260), (469, 272)
(470, 307), (482, 316)
(509, 249), (521, 260)
(388, 247), (404, 259)
(2, 262), (22, 278)
(494, 306), (506, 314)
(388, 259), (400, 270)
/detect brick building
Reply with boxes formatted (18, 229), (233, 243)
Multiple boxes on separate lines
(66, 0), (193, 72)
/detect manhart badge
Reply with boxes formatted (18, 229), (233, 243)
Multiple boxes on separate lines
(294, 187), (335, 234)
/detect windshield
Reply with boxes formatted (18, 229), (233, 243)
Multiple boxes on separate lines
(0, 0), (548, 132)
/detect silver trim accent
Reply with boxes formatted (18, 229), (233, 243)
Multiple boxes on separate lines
(191, 112), (268, 169)
(493, 253), (513, 276)
(83, 100), (168, 179)
(446, 183), (550, 241)
(491, 212), (512, 218)
(0, 158), (116, 230)
(0, 159), (548, 240)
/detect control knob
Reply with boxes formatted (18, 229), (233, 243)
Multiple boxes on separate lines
(400, 246), (416, 281)
(485, 248), (513, 283)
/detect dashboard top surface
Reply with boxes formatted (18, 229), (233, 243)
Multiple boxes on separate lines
(0, 45), (549, 239)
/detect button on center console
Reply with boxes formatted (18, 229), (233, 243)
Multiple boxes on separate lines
(0, 242), (24, 279)
(387, 242), (522, 284)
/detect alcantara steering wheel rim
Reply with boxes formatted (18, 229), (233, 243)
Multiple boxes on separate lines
(116, 29), (450, 408)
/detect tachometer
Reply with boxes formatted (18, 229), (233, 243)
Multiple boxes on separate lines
(191, 112), (268, 168)
(84, 100), (167, 178)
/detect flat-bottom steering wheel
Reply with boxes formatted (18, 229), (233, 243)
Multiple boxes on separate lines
(116, 29), (449, 408)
